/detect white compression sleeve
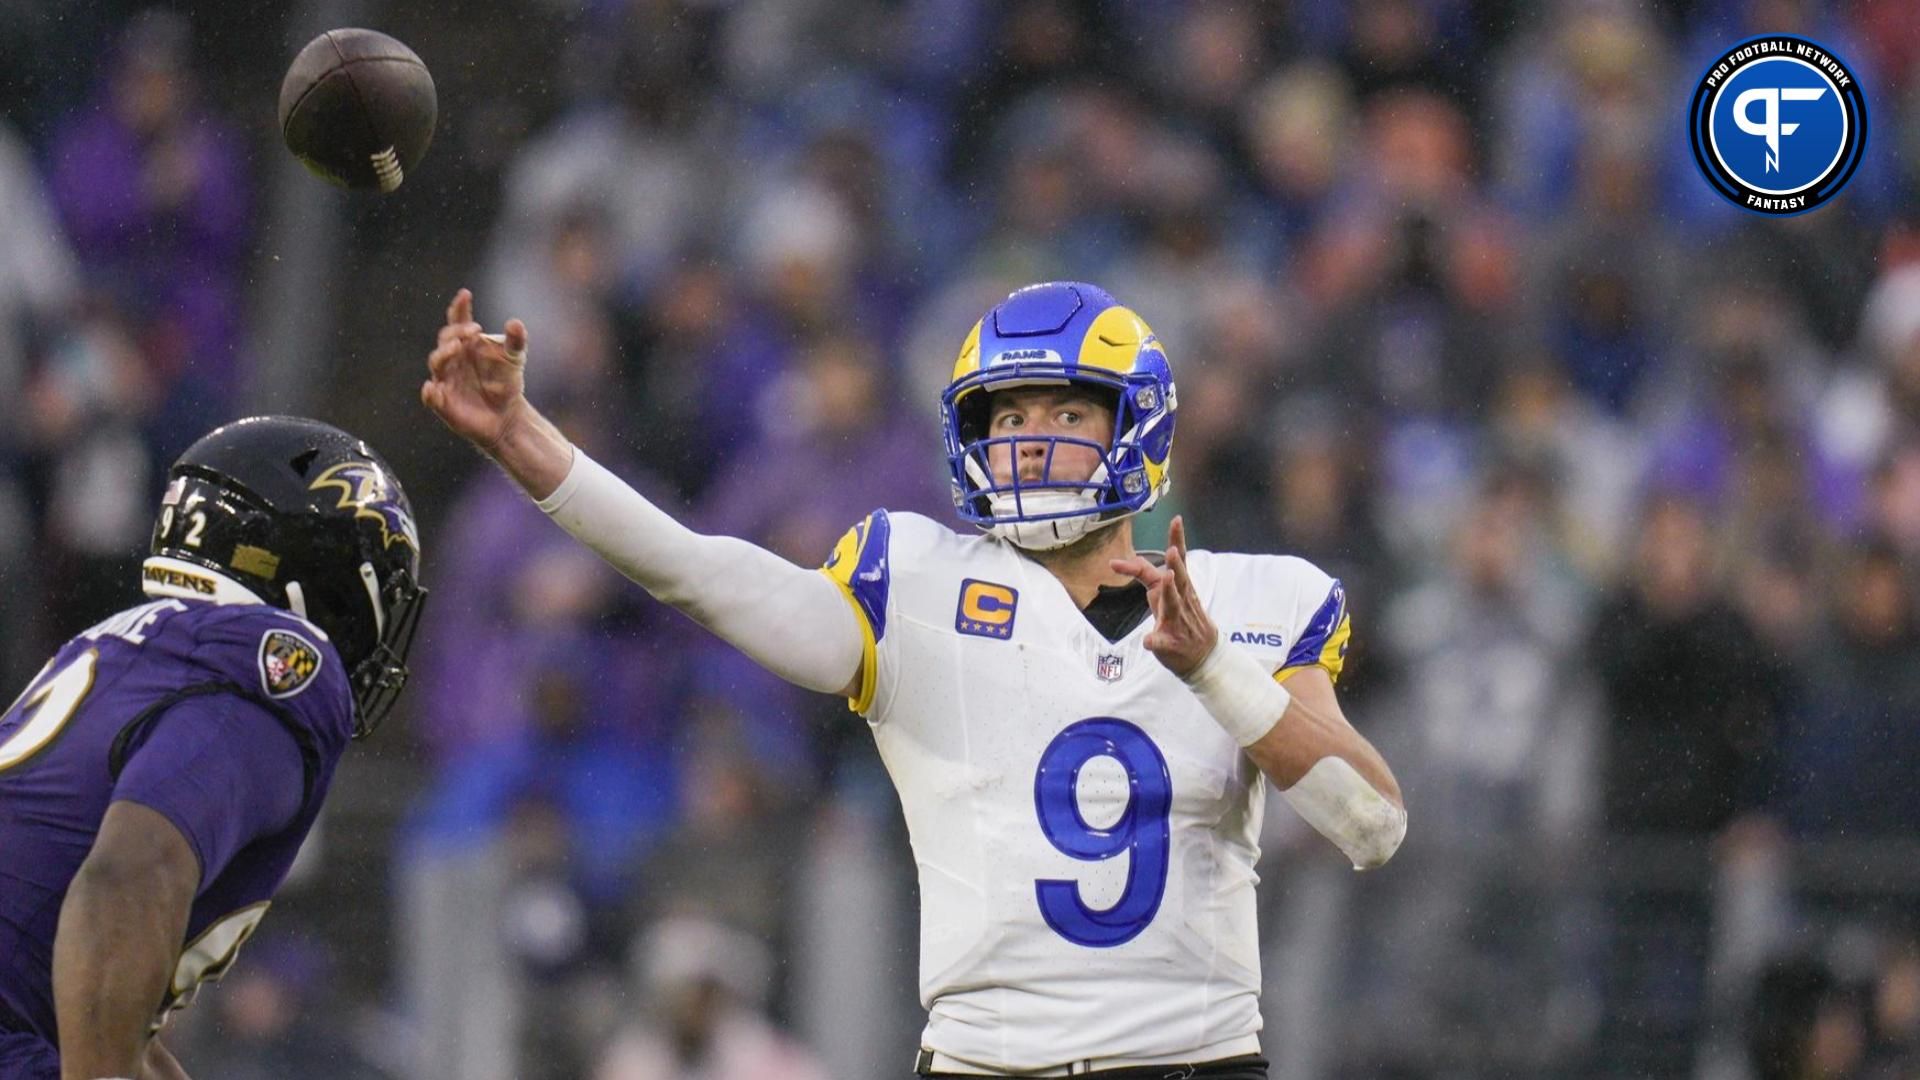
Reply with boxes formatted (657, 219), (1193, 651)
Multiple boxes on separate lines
(1284, 757), (1409, 871)
(535, 449), (865, 695)
(1184, 641), (1406, 870)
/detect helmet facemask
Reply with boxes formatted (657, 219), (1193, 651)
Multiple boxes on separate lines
(943, 366), (1174, 551)
(344, 562), (426, 739)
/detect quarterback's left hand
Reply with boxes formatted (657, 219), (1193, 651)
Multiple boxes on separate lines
(1112, 516), (1218, 678)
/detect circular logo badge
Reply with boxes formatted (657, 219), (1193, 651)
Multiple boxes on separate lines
(1689, 35), (1867, 215)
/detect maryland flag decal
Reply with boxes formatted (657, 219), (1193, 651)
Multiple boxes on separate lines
(259, 629), (323, 698)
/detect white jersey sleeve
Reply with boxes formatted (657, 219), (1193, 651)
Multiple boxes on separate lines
(1204, 553), (1352, 685)
(817, 508), (950, 718)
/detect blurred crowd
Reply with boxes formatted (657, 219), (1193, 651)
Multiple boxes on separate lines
(6, 0), (1920, 1077)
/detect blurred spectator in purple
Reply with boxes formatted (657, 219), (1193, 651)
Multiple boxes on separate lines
(414, 460), (677, 761)
(612, 261), (760, 500)
(698, 330), (949, 564)
(408, 402), (685, 897)
(596, 916), (828, 1080)
(410, 621), (681, 900)
(1779, 539), (1920, 838)
(1644, 283), (1861, 535)
(45, 9), (249, 448)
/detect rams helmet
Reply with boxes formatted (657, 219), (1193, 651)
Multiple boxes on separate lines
(941, 281), (1176, 550)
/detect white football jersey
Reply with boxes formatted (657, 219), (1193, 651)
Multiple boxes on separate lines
(821, 510), (1351, 1072)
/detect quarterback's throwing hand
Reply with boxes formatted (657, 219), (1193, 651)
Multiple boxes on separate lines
(421, 288), (531, 454)
(1112, 515), (1218, 678)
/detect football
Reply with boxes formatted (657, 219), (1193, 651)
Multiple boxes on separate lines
(277, 28), (436, 193)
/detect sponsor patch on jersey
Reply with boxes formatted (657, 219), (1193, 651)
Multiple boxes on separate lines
(955, 579), (1018, 639)
(258, 629), (322, 698)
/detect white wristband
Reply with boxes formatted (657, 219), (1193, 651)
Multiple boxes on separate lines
(1182, 639), (1292, 747)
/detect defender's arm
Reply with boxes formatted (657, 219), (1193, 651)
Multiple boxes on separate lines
(53, 803), (195, 1080)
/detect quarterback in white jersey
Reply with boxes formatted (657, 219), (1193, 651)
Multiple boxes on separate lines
(422, 282), (1406, 1079)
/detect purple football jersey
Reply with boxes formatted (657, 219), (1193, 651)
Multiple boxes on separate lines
(0, 599), (352, 1047)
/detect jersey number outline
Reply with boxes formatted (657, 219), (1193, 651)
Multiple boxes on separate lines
(0, 650), (99, 773)
(1032, 718), (1172, 948)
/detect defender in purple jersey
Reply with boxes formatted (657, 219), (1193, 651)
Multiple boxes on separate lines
(0, 417), (425, 1080)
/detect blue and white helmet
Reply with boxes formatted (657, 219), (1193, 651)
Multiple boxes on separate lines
(941, 282), (1177, 551)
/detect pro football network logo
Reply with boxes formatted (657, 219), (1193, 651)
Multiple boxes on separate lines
(1689, 35), (1867, 215)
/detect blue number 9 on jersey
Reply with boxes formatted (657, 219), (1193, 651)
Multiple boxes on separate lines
(1033, 718), (1172, 947)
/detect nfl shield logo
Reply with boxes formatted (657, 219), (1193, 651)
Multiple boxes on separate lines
(1096, 653), (1124, 683)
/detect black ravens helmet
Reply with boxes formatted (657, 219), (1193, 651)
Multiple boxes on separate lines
(145, 416), (426, 737)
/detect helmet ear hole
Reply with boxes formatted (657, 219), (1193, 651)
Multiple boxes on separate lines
(956, 393), (993, 446)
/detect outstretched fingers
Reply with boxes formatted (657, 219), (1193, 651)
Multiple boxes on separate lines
(503, 318), (528, 360)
